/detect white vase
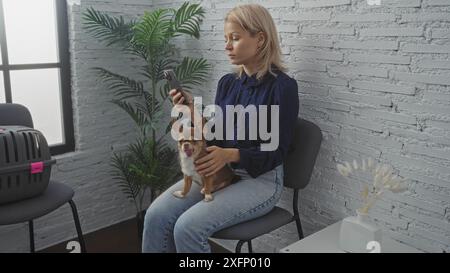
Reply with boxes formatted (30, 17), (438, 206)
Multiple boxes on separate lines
(339, 209), (382, 253)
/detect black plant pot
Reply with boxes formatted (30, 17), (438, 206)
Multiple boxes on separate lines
(136, 210), (147, 244)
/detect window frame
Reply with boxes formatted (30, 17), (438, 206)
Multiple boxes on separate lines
(0, 0), (74, 155)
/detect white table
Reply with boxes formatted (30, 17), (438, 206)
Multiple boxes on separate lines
(279, 221), (423, 253)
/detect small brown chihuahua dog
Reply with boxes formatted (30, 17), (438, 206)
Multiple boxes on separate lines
(164, 69), (239, 202)
(174, 128), (239, 202)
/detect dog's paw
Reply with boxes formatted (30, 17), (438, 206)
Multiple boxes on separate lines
(173, 191), (185, 198)
(200, 188), (205, 194)
(203, 194), (213, 202)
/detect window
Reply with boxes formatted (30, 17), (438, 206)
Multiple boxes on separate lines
(0, 0), (74, 155)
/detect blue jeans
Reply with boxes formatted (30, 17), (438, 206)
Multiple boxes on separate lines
(142, 164), (284, 253)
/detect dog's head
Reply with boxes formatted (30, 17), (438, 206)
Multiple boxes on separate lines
(178, 128), (205, 159)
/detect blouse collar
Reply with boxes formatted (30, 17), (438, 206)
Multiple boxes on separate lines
(239, 66), (279, 88)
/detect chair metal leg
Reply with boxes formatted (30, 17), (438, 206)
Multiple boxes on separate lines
(295, 216), (304, 239)
(28, 220), (35, 253)
(235, 240), (245, 253)
(68, 200), (86, 253)
(293, 190), (304, 240)
(247, 240), (253, 253)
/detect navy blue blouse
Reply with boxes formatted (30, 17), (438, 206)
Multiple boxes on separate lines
(206, 68), (300, 178)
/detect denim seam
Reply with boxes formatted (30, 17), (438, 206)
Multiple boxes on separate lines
(163, 205), (192, 252)
(204, 167), (282, 240)
(162, 216), (177, 252)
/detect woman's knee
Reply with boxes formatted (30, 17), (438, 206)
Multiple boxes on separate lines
(143, 180), (185, 227)
(173, 214), (192, 239)
(173, 212), (206, 241)
(173, 214), (210, 252)
(143, 202), (173, 232)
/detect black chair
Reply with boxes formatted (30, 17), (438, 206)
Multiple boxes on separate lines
(0, 103), (86, 253)
(211, 118), (322, 253)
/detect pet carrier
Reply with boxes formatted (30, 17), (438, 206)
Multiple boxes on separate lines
(0, 126), (56, 204)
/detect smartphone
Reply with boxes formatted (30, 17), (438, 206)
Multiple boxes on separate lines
(163, 69), (192, 105)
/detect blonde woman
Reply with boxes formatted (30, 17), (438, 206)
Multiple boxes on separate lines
(142, 4), (299, 253)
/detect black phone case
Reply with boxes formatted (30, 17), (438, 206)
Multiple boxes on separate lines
(163, 69), (192, 105)
(163, 69), (182, 90)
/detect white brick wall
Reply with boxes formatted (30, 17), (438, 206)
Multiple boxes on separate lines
(2, 0), (448, 253)
(167, 0), (449, 253)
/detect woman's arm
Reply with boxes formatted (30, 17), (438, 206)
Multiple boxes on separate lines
(230, 77), (299, 178)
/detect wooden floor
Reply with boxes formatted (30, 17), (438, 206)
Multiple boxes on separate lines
(39, 217), (230, 253)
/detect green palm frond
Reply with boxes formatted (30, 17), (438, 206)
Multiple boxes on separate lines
(175, 57), (211, 91)
(144, 56), (177, 82)
(84, 3), (208, 214)
(126, 138), (180, 186)
(142, 92), (162, 117)
(155, 58), (177, 81)
(110, 152), (141, 202)
(92, 67), (144, 100)
(135, 92), (164, 135)
(128, 138), (152, 167)
(172, 2), (205, 39)
(159, 82), (171, 103)
(155, 147), (182, 189)
(147, 52), (177, 83)
(111, 100), (148, 128)
(164, 120), (173, 136)
(132, 9), (172, 57)
(82, 7), (135, 47)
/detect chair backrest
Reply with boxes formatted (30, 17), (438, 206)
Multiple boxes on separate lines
(0, 103), (34, 128)
(283, 118), (322, 190)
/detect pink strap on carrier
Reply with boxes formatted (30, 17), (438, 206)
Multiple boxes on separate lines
(30, 162), (44, 174)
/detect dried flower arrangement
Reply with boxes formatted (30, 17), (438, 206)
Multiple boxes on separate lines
(337, 158), (408, 214)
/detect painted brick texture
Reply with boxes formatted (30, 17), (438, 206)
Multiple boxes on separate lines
(1, 0), (448, 253)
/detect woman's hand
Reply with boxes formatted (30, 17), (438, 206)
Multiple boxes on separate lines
(169, 89), (184, 106)
(195, 146), (240, 177)
(169, 89), (192, 106)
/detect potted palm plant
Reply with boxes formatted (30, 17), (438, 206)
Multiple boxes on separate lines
(82, 2), (210, 240)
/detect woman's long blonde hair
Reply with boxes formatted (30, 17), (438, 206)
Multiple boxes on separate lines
(225, 4), (287, 80)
